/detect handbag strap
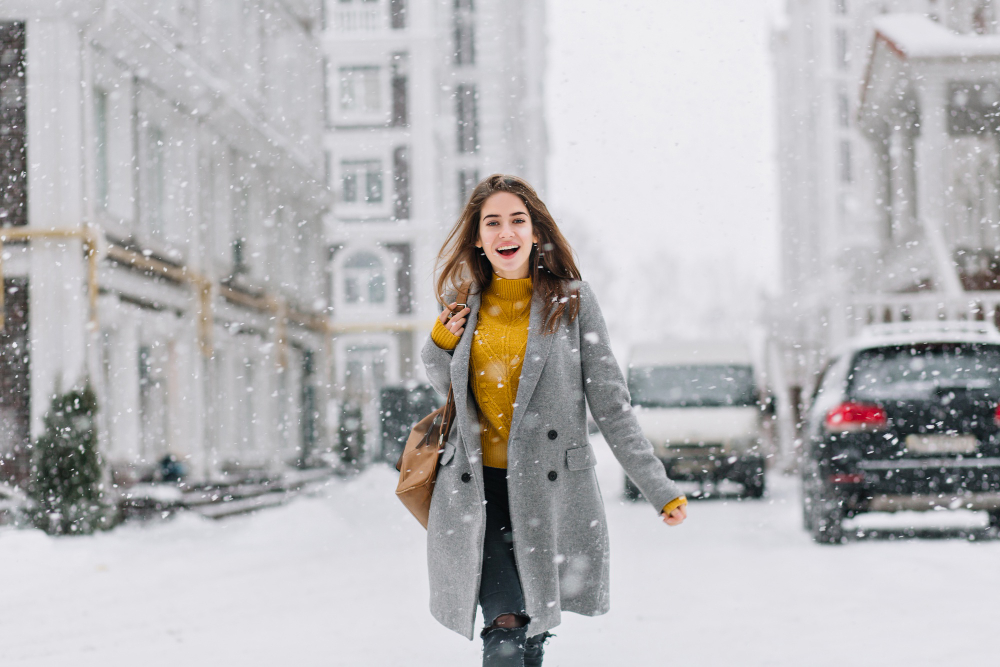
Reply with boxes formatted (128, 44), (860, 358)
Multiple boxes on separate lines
(438, 281), (472, 444)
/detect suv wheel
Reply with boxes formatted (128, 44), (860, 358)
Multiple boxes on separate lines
(623, 475), (642, 501)
(811, 490), (847, 545)
(801, 462), (819, 531)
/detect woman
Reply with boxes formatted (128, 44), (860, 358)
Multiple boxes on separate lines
(422, 174), (687, 666)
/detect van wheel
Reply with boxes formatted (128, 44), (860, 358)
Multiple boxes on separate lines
(742, 472), (765, 499)
(740, 457), (766, 499)
(623, 475), (642, 501)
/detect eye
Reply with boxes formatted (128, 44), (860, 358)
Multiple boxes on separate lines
(513, 218), (526, 224)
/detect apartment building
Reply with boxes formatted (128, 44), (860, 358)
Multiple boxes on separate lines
(771, 0), (1000, 396)
(322, 0), (547, 453)
(0, 1), (332, 485)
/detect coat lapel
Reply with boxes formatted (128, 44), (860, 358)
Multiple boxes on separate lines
(451, 291), (482, 466)
(507, 289), (555, 444)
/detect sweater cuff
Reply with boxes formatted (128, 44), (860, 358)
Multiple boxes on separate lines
(431, 319), (460, 351)
(662, 496), (687, 516)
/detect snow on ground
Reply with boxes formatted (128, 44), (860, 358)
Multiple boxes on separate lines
(2, 436), (997, 666)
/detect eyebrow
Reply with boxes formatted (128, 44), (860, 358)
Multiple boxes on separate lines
(483, 211), (528, 220)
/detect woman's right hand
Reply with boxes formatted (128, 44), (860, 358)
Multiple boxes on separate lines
(438, 302), (471, 338)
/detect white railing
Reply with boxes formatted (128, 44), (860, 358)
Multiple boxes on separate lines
(332, 5), (388, 32)
(835, 291), (1000, 345)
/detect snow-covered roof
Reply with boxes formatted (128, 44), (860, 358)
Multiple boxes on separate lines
(629, 340), (753, 367)
(873, 14), (1000, 61)
(843, 320), (1000, 354)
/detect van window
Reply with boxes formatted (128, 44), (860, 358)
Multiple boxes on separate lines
(628, 365), (756, 408)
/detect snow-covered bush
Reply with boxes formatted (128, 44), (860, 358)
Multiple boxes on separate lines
(27, 384), (113, 535)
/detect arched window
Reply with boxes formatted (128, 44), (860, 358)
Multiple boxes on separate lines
(343, 251), (387, 305)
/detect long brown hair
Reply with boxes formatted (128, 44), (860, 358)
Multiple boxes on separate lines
(435, 174), (581, 334)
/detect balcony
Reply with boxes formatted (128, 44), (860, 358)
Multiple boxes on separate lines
(331, 3), (393, 33)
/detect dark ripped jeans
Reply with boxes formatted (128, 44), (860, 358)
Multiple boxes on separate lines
(480, 465), (551, 667)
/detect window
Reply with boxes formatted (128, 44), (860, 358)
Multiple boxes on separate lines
(144, 125), (166, 235)
(322, 57), (331, 126)
(391, 54), (408, 127)
(339, 66), (381, 113)
(456, 84), (478, 153)
(0, 22), (26, 228)
(232, 177), (250, 272)
(458, 169), (479, 207)
(839, 139), (852, 183)
(835, 28), (849, 70)
(341, 160), (383, 204)
(454, 0), (475, 65)
(237, 354), (255, 452)
(344, 344), (389, 400)
(837, 91), (850, 128)
(139, 343), (169, 460)
(390, 0), (406, 29)
(393, 146), (411, 220)
(343, 251), (387, 305)
(94, 89), (109, 209)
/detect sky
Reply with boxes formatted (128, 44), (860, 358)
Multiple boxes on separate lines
(545, 0), (783, 344)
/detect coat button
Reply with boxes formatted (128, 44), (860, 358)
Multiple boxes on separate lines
(548, 470), (558, 481)
(461, 472), (471, 483)
(547, 430), (558, 440)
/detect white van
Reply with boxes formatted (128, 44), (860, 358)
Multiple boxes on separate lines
(626, 340), (767, 498)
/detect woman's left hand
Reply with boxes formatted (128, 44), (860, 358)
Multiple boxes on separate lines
(661, 504), (687, 526)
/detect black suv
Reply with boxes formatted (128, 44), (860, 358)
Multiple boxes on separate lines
(802, 322), (1000, 543)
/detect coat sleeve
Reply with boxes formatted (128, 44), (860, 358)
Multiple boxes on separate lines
(577, 282), (684, 514)
(421, 332), (455, 400)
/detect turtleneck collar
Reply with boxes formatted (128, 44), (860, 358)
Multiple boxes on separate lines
(487, 275), (533, 302)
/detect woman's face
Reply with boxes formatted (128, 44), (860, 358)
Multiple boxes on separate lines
(476, 192), (538, 280)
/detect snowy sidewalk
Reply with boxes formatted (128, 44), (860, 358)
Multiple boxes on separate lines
(1, 437), (996, 666)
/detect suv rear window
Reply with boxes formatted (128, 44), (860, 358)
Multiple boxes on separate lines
(628, 365), (756, 408)
(848, 343), (1000, 401)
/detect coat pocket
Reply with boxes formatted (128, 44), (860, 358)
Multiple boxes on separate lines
(565, 444), (596, 471)
(438, 441), (456, 466)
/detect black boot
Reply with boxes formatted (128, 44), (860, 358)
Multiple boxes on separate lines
(482, 626), (527, 667)
(523, 631), (553, 667)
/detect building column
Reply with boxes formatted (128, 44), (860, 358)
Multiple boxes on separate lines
(888, 128), (917, 240)
(913, 75), (963, 296)
(25, 19), (90, 437)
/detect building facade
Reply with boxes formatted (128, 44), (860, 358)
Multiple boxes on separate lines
(321, 0), (547, 458)
(0, 1), (332, 486)
(771, 0), (1000, 403)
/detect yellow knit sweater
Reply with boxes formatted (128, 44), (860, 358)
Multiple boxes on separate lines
(432, 276), (532, 468)
(430, 278), (686, 515)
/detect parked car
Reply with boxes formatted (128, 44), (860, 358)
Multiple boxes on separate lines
(802, 321), (1000, 543)
(625, 339), (768, 500)
(379, 383), (442, 465)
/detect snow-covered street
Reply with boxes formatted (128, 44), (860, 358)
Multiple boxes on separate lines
(2, 436), (997, 667)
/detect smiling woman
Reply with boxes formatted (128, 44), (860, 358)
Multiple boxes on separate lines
(418, 174), (688, 666)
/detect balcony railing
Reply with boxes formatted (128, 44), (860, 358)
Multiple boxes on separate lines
(332, 5), (388, 32)
(834, 291), (1000, 346)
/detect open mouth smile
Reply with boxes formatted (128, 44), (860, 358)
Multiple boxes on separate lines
(496, 244), (520, 257)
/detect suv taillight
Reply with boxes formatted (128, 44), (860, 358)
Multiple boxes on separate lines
(995, 404), (1000, 427)
(825, 402), (887, 432)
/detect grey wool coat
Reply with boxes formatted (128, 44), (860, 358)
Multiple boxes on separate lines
(421, 280), (683, 640)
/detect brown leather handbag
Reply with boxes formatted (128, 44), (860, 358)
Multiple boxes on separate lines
(395, 285), (469, 529)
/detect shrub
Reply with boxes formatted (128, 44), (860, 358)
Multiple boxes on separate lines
(27, 384), (111, 535)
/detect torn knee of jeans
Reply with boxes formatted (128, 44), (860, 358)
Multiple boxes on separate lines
(481, 613), (529, 637)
